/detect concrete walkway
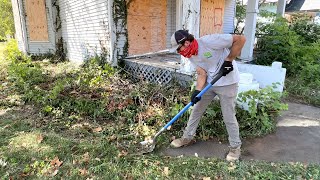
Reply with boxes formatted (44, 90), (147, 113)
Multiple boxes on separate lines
(161, 102), (320, 164)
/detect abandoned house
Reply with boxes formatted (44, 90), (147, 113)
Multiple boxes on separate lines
(11, 0), (287, 104)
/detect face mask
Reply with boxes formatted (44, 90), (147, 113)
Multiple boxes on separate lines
(179, 39), (198, 58)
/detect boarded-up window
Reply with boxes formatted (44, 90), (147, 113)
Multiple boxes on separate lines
(200, 0), (225, 36)
(127, 0), (167, 55)
(25, 0), (49, 41)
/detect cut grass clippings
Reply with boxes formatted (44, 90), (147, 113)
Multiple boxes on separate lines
(0, 107), (319, 179)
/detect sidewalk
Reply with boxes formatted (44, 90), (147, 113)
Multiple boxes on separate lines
(161, 102), (320, 164)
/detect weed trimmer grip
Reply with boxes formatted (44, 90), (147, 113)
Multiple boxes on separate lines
(139, 72), (223, 153)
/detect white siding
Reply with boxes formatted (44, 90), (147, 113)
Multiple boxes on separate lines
(23, 0), (56, 54)
(59, 0), (111, 63)
(11, 0), (28, 53)
(223, 0), (236, 34)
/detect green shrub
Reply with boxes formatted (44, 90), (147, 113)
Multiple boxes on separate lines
(255, 17), (300, 75)
(255, 15), (320, 98)
(4, 49), (288, 140)
(297, 63), (320, 88)
(8, 62), (46, 89)
(290, 14), (320, 44)
(4, 39), (29, 63)
(77, 56), (115, 89)
(285, 77), (320, 106)
(192, 85), (288, 140)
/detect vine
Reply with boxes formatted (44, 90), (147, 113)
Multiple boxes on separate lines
(52, 0), (66, 62)
(112, 0), (128, 66)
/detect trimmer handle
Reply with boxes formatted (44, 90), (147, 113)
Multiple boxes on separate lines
(194, 72), (223, 100)
(163, 72), (223, 129)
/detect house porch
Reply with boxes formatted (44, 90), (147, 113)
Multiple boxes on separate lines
(123, 54), (193, 87)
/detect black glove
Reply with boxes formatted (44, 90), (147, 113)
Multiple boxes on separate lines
(220, 61), (234, 76)
(191, 90), (201, 105)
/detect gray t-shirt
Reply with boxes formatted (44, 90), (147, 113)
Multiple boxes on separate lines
(189, 34), (240, 86)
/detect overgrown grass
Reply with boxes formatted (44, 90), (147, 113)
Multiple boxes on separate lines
(285, 77), (320, 107)
(1, 107), (319, 179)
(0, 41), (319, 179)
(0, 42), (6, 59)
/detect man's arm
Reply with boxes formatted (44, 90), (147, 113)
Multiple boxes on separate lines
(225, 35), (246, 62)
(195, 67), (207, 90)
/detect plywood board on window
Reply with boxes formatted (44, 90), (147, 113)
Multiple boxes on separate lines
(25, 0), (49, 41)
(200, 0), (225, 36)
(127, 0), (167, 55)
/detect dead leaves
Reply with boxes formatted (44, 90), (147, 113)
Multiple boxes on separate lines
(48, 157), (63, 177)
(36, 134), (44, 143)
(118, 150), (128, 158)
(93, 126), (103, 133)
(82, 152), (90, 163)
(106, 97), (133, 112)
(163, 166), (169, 176)
(50, 157), (63, 168)
(227, 162), (237, 171)
(79, 168), (88, 176)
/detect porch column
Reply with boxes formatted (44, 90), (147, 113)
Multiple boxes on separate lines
(240, 0), (259, 62)
(179, 0), (200, 74)
(276, 0), (286, 17)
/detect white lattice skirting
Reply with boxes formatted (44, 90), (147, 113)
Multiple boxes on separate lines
(124, 60), (192, 87)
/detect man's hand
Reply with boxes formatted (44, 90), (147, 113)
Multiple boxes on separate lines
(220, 61), (234, 76)
(191, 90), (201, 105)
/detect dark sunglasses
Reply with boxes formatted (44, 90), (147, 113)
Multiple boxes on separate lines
(176, 40), (186, 52)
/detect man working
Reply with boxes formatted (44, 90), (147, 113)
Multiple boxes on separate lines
(170, 30), (246, 161)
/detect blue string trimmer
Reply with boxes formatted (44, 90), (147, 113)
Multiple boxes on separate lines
(140, 72), (223, 153)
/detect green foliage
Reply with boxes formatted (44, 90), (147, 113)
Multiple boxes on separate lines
(298, 62), (320, 88)
(2, 45), (320, 179)
(234, 0), (246, 34)
(255, 15), (320, 74)
(289, 14), (320, 44)
(236, 84), (288, 137)
(4, 45), (290, 141)
(78, 56), (115, 89)
(255, 15), (320, 106)
(8, 63), (46, 88)
(285, 77), (320, 106)
(4, 39), (29, 63)
(0, 0), (14, 39)
(255, 17), (301, 74)
(195, 85), (288, 140)
(7, 61), (48, 105)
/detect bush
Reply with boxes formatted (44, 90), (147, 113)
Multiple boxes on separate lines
(290, 14), (320, 44)
(192, 85), (288, 140)
(255, 17), (301, 75)
(4, 48), (288, 140)
(297, 63), (320, 89)
(4, 39), (29, 63)
(255, 16), (320, 72)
